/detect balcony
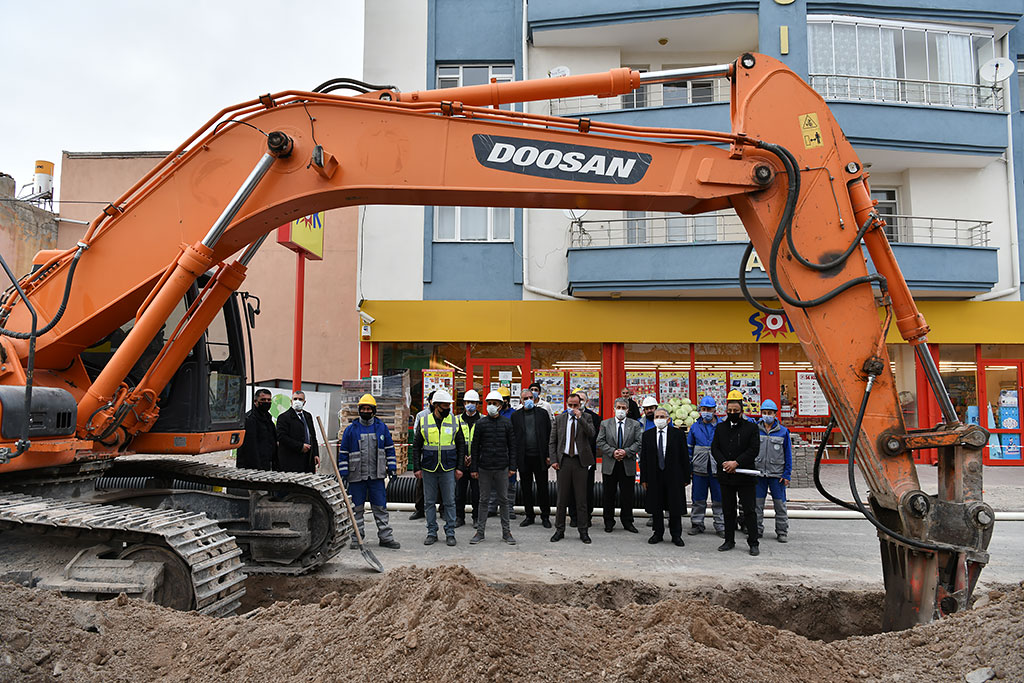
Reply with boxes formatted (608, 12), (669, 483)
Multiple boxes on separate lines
(566, 212), (998, 298)
(810, 74), (1004, 112)
(549, 77), (730, 117)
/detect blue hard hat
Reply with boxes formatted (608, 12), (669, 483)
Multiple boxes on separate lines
(699, 396), (717, 409)
(760, 399), (778, 411)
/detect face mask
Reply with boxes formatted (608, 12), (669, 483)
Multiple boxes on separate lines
(762, 414), (776, 425)
(486, 404), (499, 417)
(292, 399), (304, 411)
(464, 403), (477, 414)
(615, 408), (626, 420)
(436, 407), (451, 419)
(700, 410), (714, 421)
(727, 412), (742, 424)
(359, 410), (374, 422)
(523, 399), (535, 410)
(532, 391), (540, 400)
(256, 402), (271, 413)
(654, 418), (668, 430)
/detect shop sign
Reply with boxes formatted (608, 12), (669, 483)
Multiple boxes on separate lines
(749, 310), (794, 341)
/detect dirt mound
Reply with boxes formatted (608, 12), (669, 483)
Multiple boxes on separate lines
(1, 566), (1022, 682)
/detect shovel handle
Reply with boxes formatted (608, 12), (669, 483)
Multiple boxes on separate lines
(315, 415), (365, 546)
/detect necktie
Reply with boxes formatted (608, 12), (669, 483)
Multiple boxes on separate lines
(300, 411), (310, 444)
(617, 422), (623, 449)
(568, 417), (577, 457)
(658, 430), (665, 470)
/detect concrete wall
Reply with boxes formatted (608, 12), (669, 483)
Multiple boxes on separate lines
(57, 153), (359, 385)
(0, 173), (58, 279)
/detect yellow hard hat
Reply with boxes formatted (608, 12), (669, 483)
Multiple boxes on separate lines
(358, 393), (377, 407)
(497, 387), (510, 398)
(726, 389), (745, 402)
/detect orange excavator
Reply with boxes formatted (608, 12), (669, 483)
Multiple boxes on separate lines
(0, 53), (992, 627)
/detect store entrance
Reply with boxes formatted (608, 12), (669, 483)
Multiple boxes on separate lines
(467, 360), (526, 408)
(979, 360), (1024, 463)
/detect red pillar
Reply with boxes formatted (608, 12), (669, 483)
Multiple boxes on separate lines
(760, 344), (780, 408)
(601, 343), (626, 418)
(292, 252), (305, 392)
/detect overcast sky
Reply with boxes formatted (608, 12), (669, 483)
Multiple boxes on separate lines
(1, 1), (363, 204)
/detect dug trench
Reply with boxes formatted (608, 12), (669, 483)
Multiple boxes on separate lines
(2, 566), (1022, 682)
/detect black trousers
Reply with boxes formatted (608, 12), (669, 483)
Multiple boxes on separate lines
(455, 472), (479, 522)
(555, 456), (589, 531)
(520, 454), (550, 520)
(569, 465), (595, 522)
(721, 479), (758, 546)
(602, 460), (634, 527)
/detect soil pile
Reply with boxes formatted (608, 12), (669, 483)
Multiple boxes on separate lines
(1, 566), (1021, 682)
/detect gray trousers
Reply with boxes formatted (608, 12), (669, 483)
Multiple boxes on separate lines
(477, 468), (510, 535)
(353, 505), (395, 543)
(555, 456), (589, 531)
(755, 477), (789, 535)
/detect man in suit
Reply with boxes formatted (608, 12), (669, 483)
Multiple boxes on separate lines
(712, 390), (761, 556)
(548, 392), (596, 544)
(275, 390), (320, 473)
(639, 407), (691, 546)
(596, 397), (642, 533)
(511, 387), (553, 528)
(569, 389), (602, 527)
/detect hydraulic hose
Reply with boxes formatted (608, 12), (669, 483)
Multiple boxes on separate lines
(0, 242), (88, 339)
(812, 417), (858, 511)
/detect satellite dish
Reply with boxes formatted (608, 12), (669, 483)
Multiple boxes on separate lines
(563, 208), (588, 221)
(979, 57), (1015, 84)
(549, 65), (571, 78)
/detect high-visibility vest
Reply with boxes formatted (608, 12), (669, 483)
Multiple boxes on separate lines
(460, 419), (476, 460)
(419, 412), (459, 472)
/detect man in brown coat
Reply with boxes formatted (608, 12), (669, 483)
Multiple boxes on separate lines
(548, 393), (596, 544)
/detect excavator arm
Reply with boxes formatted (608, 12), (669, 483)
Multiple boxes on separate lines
(0, 53), (991, 628)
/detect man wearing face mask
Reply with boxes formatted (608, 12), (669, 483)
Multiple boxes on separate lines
(275, 390), (320, 473)
(470, 391), (518, 545)
(597, 397), (642, 533)
(528, 382), (555, 418)
(338, 394), (400, 550)
(511, 387), (552, 528)
(548, 393), (596, 544)
(639, 408), (691, 546)
(455, 390), (482, 529)
(686, 395), (726, 538)
(236, 389), (277, 471)
(412, 389), (466, 546)
(754, 399), (792, 543)
(711, 390), (761, 555)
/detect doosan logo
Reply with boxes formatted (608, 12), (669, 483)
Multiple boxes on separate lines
(472, 135), (651, 184)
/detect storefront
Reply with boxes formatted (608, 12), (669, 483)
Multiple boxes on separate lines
(359, 300), (1024, 466)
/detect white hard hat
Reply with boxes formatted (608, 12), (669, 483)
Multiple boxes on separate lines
(641, 396), (658, 408)
(463, 389), (480, 403)
(485, 390), (503, 403)
(432, 389), (453, 404)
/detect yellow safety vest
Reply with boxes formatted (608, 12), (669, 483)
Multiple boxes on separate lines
(460, 419), (476, 461)
(419, 412), (459, 472)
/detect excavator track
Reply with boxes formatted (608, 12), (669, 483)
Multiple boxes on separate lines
(0, 492), (246, 616)
(105, 457), (350, 575)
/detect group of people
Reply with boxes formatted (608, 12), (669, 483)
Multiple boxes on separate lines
(236, 384), (793, 558)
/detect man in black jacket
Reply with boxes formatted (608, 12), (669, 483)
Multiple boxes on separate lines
(236, 389), (277, 471)
(469, 391), (517, 545)
(275, 390), (320, 473)
(511, 387), (552, 528)
(639, 407), (690, 546)
(711, 392), (761, 555)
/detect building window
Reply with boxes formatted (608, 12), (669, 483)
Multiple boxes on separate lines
(434, 64), (515, 242)
(622, 65), (649, 109)
(871, 188), (900, 242)
(808, 16), (999, 110)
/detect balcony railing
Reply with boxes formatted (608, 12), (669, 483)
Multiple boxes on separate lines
(569, 213), (992, 248)
(810, 73), (1004, 111)
(549, 76), (730, 116)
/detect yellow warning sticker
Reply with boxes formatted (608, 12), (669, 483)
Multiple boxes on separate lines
(800, 112), (823, 149)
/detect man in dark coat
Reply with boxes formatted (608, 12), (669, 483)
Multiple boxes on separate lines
(275, 390), (320, 473)
(639, 407), (691, 546)
(236, 388), (277, 471)
(711, 391), (761, 555)
(511, 388), (552, 528)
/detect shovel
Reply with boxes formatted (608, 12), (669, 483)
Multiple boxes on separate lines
(316, 415), (385, 573)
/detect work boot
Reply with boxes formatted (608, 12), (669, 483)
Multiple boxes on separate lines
(379, 538), (401, 550)
(502, 532), (517, 545)
(470, 531), (485, 545)
(446, 536), (457, 547)
(520, 517), (535, 527)
(424, 535), (438, 546)
(749, 545), (760, 556)
(777, 533), (788, 543)
(687, 527), (704, 536)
